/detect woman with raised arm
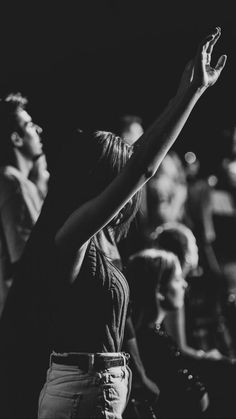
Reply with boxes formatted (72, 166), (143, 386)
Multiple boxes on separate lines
(32, 27), (227, 419)
(0, 28), (226, 419)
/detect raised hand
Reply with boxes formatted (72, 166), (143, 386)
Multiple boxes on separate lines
(176, 27), (227, 98)
(192, 26), (227, 90)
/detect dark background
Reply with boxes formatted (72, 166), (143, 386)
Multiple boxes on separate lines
(1, 1), (236, 174)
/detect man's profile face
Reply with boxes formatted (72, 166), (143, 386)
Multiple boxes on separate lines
(16, 109), (43, 159)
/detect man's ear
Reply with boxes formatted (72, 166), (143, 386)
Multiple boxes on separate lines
(10, 132), (23, 148)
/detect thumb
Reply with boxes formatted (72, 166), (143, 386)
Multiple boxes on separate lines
(215, 54), (227, 72)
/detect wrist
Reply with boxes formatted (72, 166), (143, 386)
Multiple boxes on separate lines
(186, 82), (207, 99)
(189, 81), (208, 97)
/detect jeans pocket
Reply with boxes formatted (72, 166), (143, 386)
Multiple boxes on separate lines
(100, 378), (129, 418)
(102, 366), (126, 384)
(38, 389), (82, 419)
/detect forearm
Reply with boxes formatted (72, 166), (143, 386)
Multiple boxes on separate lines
(134, 26), (227, 178)
(56, 28), (226, 250)
(125, 337), (160, 398)
(125, 337), (147, 379)
(180, 344), (206, 359)
(131, 84), (204, 178)
(56, 87), (204, 250)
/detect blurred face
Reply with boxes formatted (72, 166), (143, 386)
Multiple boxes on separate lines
(123, 122), (144, 145)
(162, 261), (188, 310)
(16, 109), (43, 159)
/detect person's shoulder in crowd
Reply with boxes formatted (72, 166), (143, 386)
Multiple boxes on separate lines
(0, 165), (25, 205)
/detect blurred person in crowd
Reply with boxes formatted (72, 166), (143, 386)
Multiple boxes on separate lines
(119, 148), (188, 268)
(216, 124), (236, 195)
(153, 221), (234, 358)
(149, 222), (236, 417)
(117, 122), (188, 264)
(211, 125), (236, 346)
(145, 150), (187, 229)
(183, 151), (235, 355)
(0, 27), (227, 419)
(0, 92), (49, 317)
(128, 245), (236, 418)
(184, 151), (221, 276)
(184, 148), (236, 351)
(118, 114), (144, 146)
(127, 249), (209, 418)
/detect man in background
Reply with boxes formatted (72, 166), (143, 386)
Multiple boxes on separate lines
(0, 92), (49, 316)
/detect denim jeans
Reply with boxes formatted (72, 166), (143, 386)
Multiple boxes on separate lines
(38, 352), (132, 419)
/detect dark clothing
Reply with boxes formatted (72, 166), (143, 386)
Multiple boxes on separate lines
(52, 237), (130, 353)
(182, 354), (236, 419)
(0, 230), (130, 419)
(137, 325), (207, 418)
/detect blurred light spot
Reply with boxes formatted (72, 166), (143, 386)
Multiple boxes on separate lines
(184, 151), (196, 165)
(208, 175), (218, 187)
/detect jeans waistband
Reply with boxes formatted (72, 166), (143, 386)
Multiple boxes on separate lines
(50, 352), (130, 371)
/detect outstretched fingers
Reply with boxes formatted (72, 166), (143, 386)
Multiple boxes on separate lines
(193, 27), (227, 88)
(205, 27), (221, 55)
(198, 27), (221, 62)
(200, 27), (224, 66)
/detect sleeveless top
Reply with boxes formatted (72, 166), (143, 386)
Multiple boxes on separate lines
(51, 236), (130, 353)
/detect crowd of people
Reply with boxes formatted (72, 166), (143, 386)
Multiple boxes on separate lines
(0, 26), (235, 419)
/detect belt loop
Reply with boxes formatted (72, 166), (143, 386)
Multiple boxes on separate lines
(121, 352), (130, 366)
(49, 352), (54, 367)
(88, 353), (95, 371)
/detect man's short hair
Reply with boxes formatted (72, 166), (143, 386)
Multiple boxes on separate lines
(0, 92), (28, 164)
